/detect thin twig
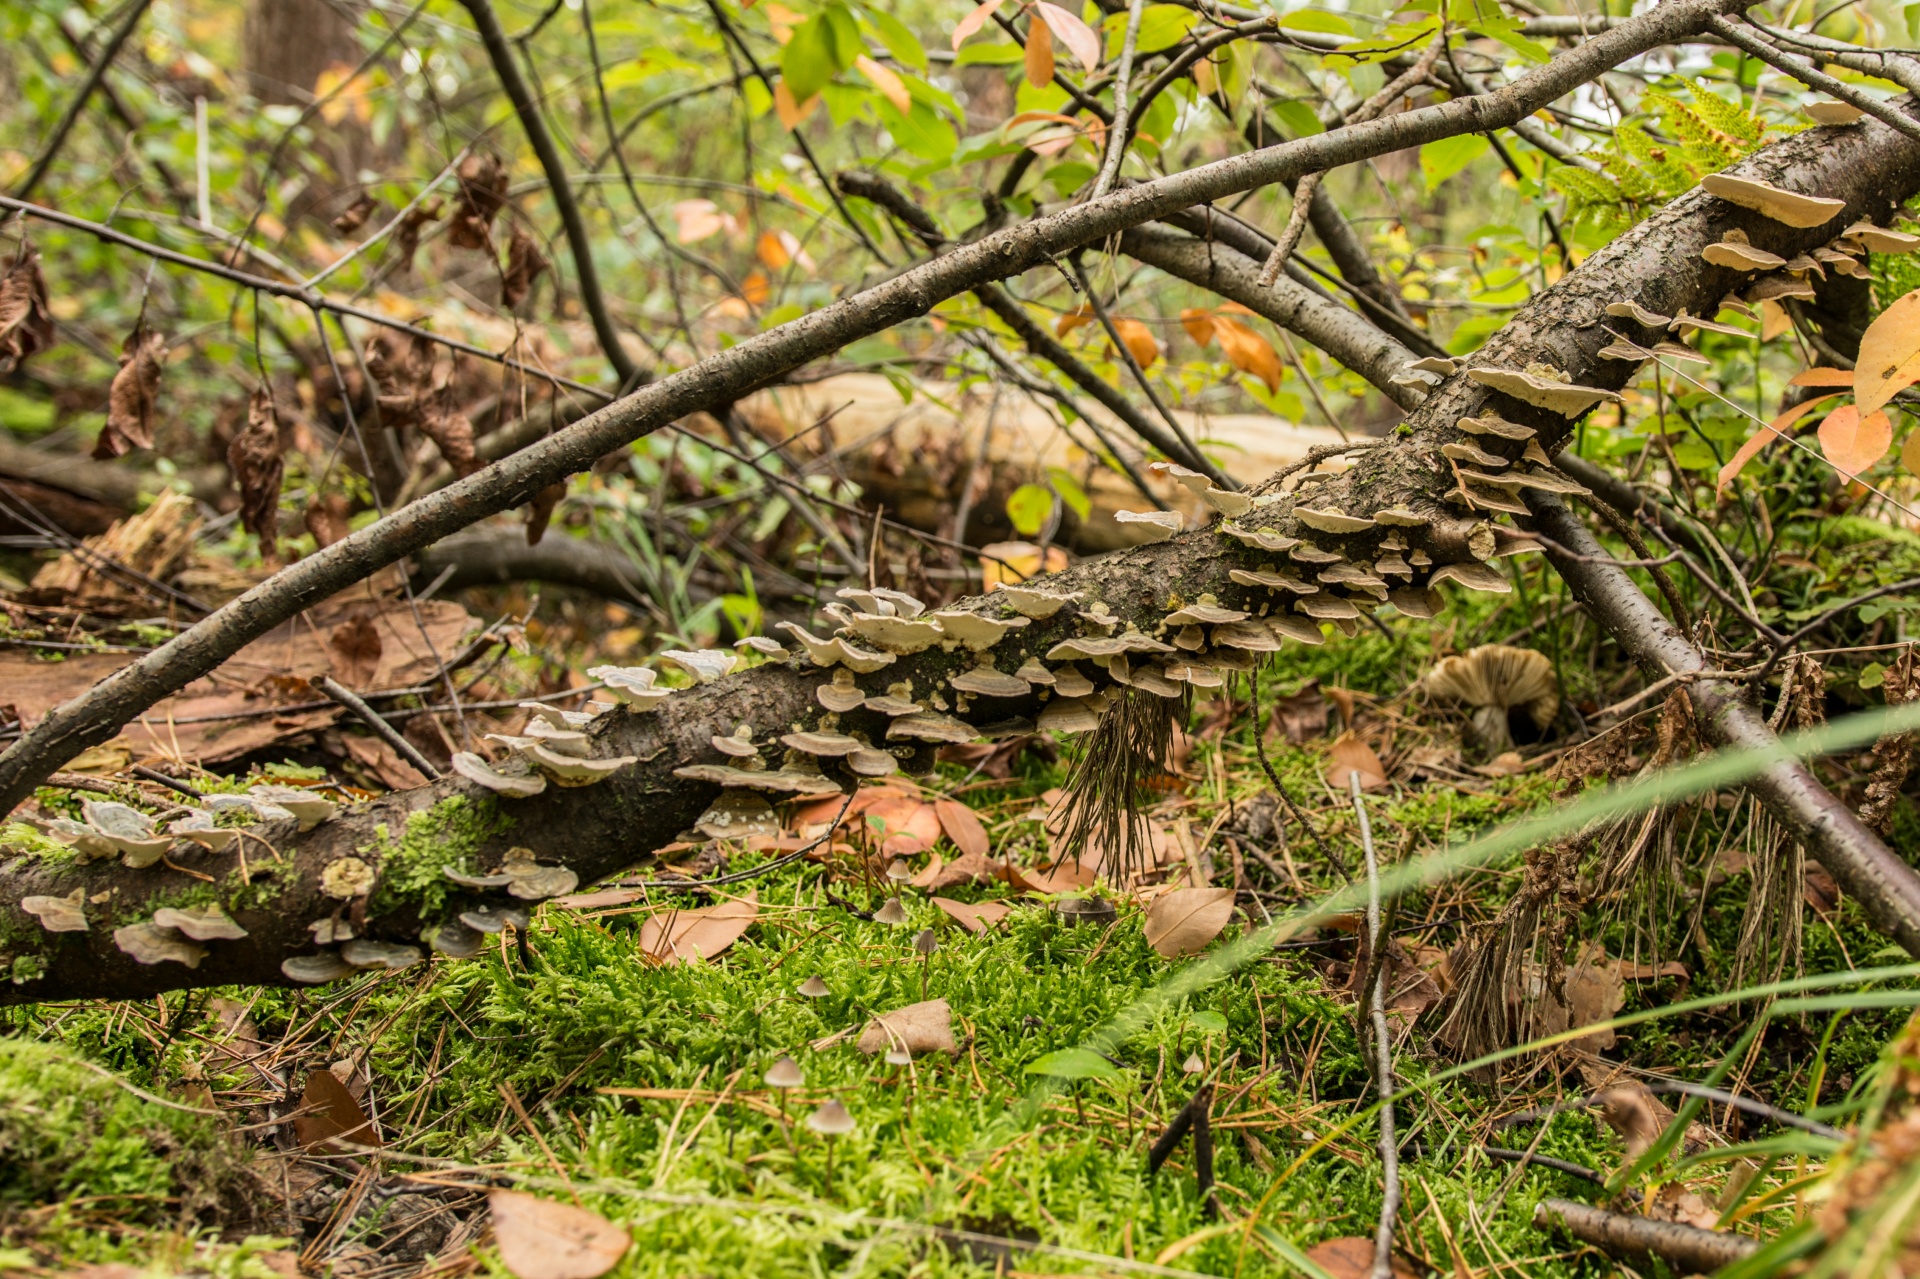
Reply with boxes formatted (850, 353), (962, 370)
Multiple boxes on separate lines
(12, 0), (155, 201)
(1754, 576), (1920, 689)
(1089, 0), (1148, 201)
(1707, 16), (1920, 141)
(1353, 771), (1400, 1279)
(314, 676), (444, 781)
(1249, 667), (1351, 879)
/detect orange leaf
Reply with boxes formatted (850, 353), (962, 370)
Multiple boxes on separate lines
(934, 798), (991, 860)
(1180, 307), (1217, 347)
(1905, 427), (1920, 476)
(671, 198), (732, 244)
(490, 1189), (630, 1279)
(1212, 315), (1282, 392)
(740, 270), (770, 306)
(1032, 0), (1100, 70)
(1760, 299), (1791, 342)
(773, 81), (819, 130)
(756, 229), (793, 270)
(1818, 404), (1894, 478)
(932, 896), (1011, 934)
(952, 0), (1008, 49)
(1024, 17), (1055, 88)
(1055, 302), (1096, 337)
(1112, 317), (1160, 368)
(638, 891), (760, 965)
(1790, 367), (1856, 387)
(1715, 392), (1839, 497)
(855, 55), (912, 114)
(1857, 289), (1920, 416)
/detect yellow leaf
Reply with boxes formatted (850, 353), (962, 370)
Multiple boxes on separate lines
(1180, 307), (1217, 347)
(773, 81), (820, 131)
(1192, 53), (1217, 96)
(1112, 317), (1160, 368)
(1143, 887), (1236, 958)
(1903, 427), (1920, 476)
(1791, 367), (1855, 387)
(1024, 18), (1055, 89)
(1818, 404), (1893, 479)
(1760, 298), (1791, 342)
(1715, 392), (1839, 498)
(980, 540), (1067, 588)
(855, 55), (911, 114)
(1855, 288), (1920, 416)
(1212, 316), (1282, 393)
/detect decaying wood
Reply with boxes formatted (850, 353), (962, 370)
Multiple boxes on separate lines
(1533, 1197), (1759, 1272)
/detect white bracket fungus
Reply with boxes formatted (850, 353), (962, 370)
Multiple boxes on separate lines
(1114, 509), (1182, 541)
(1699, 173), (1846, 228)
(20, 888), (87, 933)
(151, 904), (248, 941)
(114, 922), (206, 967)
(1467, 366), (1624, 417)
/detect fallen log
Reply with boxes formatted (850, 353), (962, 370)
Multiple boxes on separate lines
(1533, 1198), (1759, 1272)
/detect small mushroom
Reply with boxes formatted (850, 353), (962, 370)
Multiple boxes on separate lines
(873, 897), (909, 926)
(1051, 665), (1095, 698)
(767, 1055), (804, 1090)
(310, 915), (353, 944)
(1421, 644), (1559, 750)
(1522, 439), (1554, 467)
(1183, 1053), (1206, 1075)
(782, 730), (864, 757)
(1037, 697), (1101, 734)
(502, 850), (581, 900)
(929, 610), (1031, 652)
(836, 587), (893, 616)
(1294, 507), (1376, 534)
(949, 665), (1030, 698)
(1700, 173), (1846, 229)
(798, 975), (831, 998)
(713, 725), (761, 757)
(151, 904), (248, 941)
(696, 790), (780, 841)
(321, 856), (378, 900)
(1114, 509), (1182, 542)
(1467, 366), (1624, 417)
(1429, 561), (1513, 593)
(445, 752), (545, 791)
(20, 889), (88, 933)
(589, 665), (674, 710)
(808, 1100), (857, 1193)
(340, 940), (423, 970)
(999, 585), (1083, 619)
(113, 922), (206, 968)
(282, 953), (356, 984)
(886, 713), (977, 745)
(658, 649), (740, 683)
(1164, 602), (1248, 626)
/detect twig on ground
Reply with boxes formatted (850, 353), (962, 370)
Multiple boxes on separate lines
(1533, 1198), (1759, 1271)
(314, 676), (444, 781)
(1353, 772), (1400, 1279)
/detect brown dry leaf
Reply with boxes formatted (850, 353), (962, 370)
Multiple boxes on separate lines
(932, 896), (1011, 934)
(1804, 860), (1841, 917)
(1272, 679), (1329, 743)
(865, 793), (943, 852)
(1024, 16), (1055, 88)
(1760, 297), (1792, 341)
(856, 997), (957, 1055)
(339, 732), (427, 790)
(489, 1189), (630, 1279)
(95, 327), (167, 459)
(1818, 404), (1893, 479)
(449, 150), (509, 250)
(638, 891), (760, 964)
(1304, 1237), (1420, 1279)
(328, 616), (384, 689)
(1143, 886), (1235, 958)
(1003, 857), (1099, 895)
(331, 193), (376, 235)
(1855, 288), (1920, 416)
(934, 798), (991, 860)
(1593, 1079), (1674, 1162)
(1562, 944), (1626, 1050)
(420, 386), (481, 478)
(756, 229), (794, 271)
(0, 243), (55, 375)
(951, 0), (1008, 48)
(914, 849), (996, 889)
(304, 492), (352, 549)
(228, 390), (285, 560)
(525, 480), (566, 545)
(937, 734), (1056, 778)
(1716, 393), (1839, 496)
(1212, 315), (1282, 393)
(1326, 732), (1388, 791)
(391, 197), (442, 276)
(502, 224), (550, 309)
(294, 1068), (379, 1151)
(1904, 428), (1920, 477)
(1112, 318), (1161, 368)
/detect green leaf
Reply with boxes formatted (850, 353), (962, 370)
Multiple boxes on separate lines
(1046, 467), (1090, 521)
(1421, 133), (1489, 190)
(1275, 8), (1352, 34)
(1103, 4), (1195, 57)
(1024, 1048), (1122, 1080)
(822, 3), (863, 66)
(881, 99), (957, 161)
(1005, 482), (1053, 536)
(1190, 1010), (1228, 1034)
(1861, 661), (1889, 689)
(956, 40), (1024, 65)
(781, 15), (841, 103)
(1137, 90), (1176, 148)
(863, 7), (927, 71)
(1908, 0), (1920, 42)
(1269, 99), (1323, 138)
(1472, 16), (1550, 63)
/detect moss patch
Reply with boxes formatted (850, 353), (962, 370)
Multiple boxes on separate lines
(365, 796), (513, 917)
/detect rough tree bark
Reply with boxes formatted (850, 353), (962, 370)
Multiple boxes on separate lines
(5, 95), (1919, 1003)
(0, 0), (1756, 815)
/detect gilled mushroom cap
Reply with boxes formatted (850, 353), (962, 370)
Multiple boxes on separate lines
(807, 1100), (856, 1135)
(1421, 644), (1559, 749)
(766, 1055), (804, 1088)
(798, 975), (831, 998)
(873, 897), (909, 925)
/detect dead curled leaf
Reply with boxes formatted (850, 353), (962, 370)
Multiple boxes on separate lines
(227, 390), (285, 559)
(525, 480), (566, 546)
(1326, 731), (1388, 791)
(449, 150), (510, 250)
(95, 327), (166, 459)
(304, 492), (353, 549)
(489, 1188), (630, 1279)
(933, 799), (990, 861)
(0, 242), (55, 375)
(502, 224), (550, 309)
(293, 1068), (379, 1152)
(328, 616), (384, 689)
(1143, 887), (1236, 959)
(856, 998), (958, 1056)
(637, 891), (759, 964)
(1304, 1236), (1421, 1279)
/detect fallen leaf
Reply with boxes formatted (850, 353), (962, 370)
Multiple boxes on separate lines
(1024, 16), (1055, 88)
(1272, 679), (1329, 743)
(1855, 288), (1920, 416)
(331, 193), (375, 235)
(934, 799), (991, 860)
(1592, 1079), (1674, 1162)
(294, 1068), (379, 1151)
(936, 734), (1056, 778)
(638, 891), (760, 964)
(1804, 860), (1841, 916)
(1818, 404), (1893, 479)
(1143, 887), (1235, 958)
(449, 150), (508, 250)
(328, 616), (384, 689)
(304, 492), (352, 548)
(932, 896), (1011, 933)
(915, 849), (997, 889)
(857, 998), (957, 1055)
(1716, 393), (1839, 496)
(1326, 732), (1387, 791)
(228, 390), (285, 560)
(1003, 857), (1099, 894)
(419, 386), (481, 478)
(339, 732), (427, 791)
(95, 327), (166, 459)
(392, 198), (442, 275)
(502, 224), (549, 309)
(1304, 1237), (1420, 1279)
(489, 1188), (630, 1279)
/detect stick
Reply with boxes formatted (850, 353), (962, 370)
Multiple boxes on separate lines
(313, 676), (444, 781)
(12, 0), (155, 201)
(1089, 0), (1147, 201)
(1533, 1198), (1759, 1271)
(1146, 1080), (1213, 1173)
(1352, 772), (1400, 1279)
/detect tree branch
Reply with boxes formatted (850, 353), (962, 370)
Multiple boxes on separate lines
(12, 0), (155, 202)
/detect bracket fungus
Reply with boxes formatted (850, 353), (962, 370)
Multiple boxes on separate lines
(1296, 595), (1360, 620)
(849, 747), (899, 777)
(451, 751), (547, 798)
(776, 623), (898, 672)
(674, 762), (846, 795)
(341, 940), (423, 970)
(1430, 561), (1514, 593)
(459, 905), (530, 934)
(1219, 525), (1300, 552)
(114, 922), (206, 967)
(997, 584), (1083, 619)
(1372, 504), (1437, 526)
(1421, 644), (1560, 750)
(247, 786), (337, 830)
(1211, 619), (1282, 652)
(519, 701), (601, 730)
(1442, 440), (1510, 469)
(712, 725), (761, 758)
(1014, 657), (1054, 686)
(842, 612), (945, 653)
(75, 800), (173, 866)
(20, 889), (87, 933)
(524, 718), (592, 758)
(522, 743), (638, 786)
(283, 953), (355, 984)
(734, 635), (788, 658)
(589, 665), (674, 710)
(1045, 632), (1174, 662)
(1288, 543), (1344, 565)
(1604, 300), (1672, 328)
(782, 730), (864, 758)
(1294, 507), (1376, 534)
(1266, 614), (1326, 644)
(311, 916), (355, 945)
(1164, 602), (1248, 626)
(949, 665), (1030, 698)
(167, 810), (239, 852)
(1388, 587), (1444, 619)
(1701, 232), (1787, 271)
(426, 921), (487, 958)
(1846, 220), (1920, 254)
(930, 610), (1030, 652)
(864, 693), (924, 716)
(151, 904), (248, 941)
(697, 790), (780, 842)
(1699, 173), (1846, 229)
(816, 670), (866, 714)
(499, 849), (580, 900)
(886, 712), (976, 744)
(1114, 509), (1182, 541)
(1229, 568), (1313, 595)
(658, 649), (739, 683)
(1467, 365), (1624, 417)
(1037, 697), (1101, 734)
(1051, 665), (1095, 697)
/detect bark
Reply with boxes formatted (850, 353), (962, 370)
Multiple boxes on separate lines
(0, 0), (1756, 815)
(1533, 1199), (1759, 1272)
(7, 92), (1920, 1001)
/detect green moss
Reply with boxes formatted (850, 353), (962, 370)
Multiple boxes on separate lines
(365, 796), (512, 917)
(0, 822), (75, 863)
